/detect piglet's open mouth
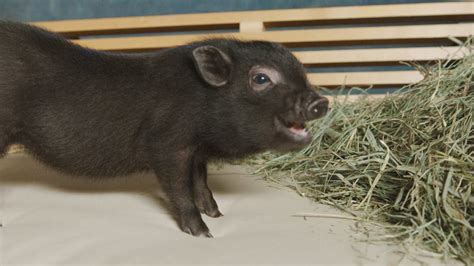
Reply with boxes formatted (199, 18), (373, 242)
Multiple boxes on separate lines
(286, 121), (308, 137)
(274, 117), (312, 144)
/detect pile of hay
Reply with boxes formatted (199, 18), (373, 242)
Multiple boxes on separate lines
(250, 53), (473, 262)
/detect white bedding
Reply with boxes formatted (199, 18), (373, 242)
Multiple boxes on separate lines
(0, 154), (456, 265)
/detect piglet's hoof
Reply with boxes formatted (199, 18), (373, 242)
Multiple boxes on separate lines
(197, 203), (223, 218)
(206, 209), (223, 218)
(179, 215), (212, 238)
(195, 196), (223, 218)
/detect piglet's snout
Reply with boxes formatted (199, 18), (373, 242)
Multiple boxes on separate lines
(305, 96), (329, 120)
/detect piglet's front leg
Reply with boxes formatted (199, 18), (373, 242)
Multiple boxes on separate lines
(152, 148), (212, 237)
(192, 155), (222, 218)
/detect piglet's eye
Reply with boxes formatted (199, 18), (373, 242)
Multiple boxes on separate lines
(252, 73), (271, 85)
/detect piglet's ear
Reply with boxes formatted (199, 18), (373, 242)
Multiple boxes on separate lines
(192, 45), (232, 87)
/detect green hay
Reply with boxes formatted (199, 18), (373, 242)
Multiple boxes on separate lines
(249, 53), (473, 263)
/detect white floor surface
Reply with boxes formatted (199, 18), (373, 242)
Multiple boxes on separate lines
(0, 154), (459, 265)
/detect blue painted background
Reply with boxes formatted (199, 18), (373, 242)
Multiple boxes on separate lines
(0, 0), (456, 22)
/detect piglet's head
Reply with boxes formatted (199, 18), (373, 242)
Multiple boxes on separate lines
(191, 39), (329, 153)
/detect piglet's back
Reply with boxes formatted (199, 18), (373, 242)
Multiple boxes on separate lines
(0, 22), (160, 176)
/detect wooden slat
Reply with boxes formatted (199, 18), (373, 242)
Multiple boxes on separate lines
(72, 23), (474, 52)
(239, 21), (265, 33)
(308, 71), (424, 87)
(326, 94), (386, 105)
(6, 145), (25, 154)
(294, 47), (470, 66)
(31, 2), (474, 36)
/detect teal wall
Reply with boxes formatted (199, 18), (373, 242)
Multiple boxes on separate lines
(0, 0), (457, 22)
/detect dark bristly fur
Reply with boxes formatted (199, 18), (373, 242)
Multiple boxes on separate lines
(0, 21), (328, 236)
